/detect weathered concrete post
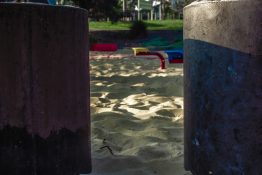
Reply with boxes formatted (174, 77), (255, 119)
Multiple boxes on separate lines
(0, 3), (91, 175)
(184, 0), (262, 174)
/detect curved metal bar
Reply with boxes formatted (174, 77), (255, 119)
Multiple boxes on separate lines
(136, 51), (166, 69)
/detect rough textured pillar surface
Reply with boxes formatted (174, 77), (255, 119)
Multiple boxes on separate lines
(0, 3), (90, 175)
(184, 0), (262, 175)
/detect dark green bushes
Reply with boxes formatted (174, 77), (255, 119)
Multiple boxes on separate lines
(129, 20), (148, 39)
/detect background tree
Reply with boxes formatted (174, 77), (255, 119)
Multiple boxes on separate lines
(163, 0), (172, 19)
(171, 0), (195, 19)
(184, 0), (194, 5)
(71, 0), (121, 22)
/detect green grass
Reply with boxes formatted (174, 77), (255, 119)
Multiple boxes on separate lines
(146, 20), (183, 30)
(89, 20), (183, 31)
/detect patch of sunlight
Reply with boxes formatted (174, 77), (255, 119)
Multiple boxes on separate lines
(100, 92), (109, 98)
(107, 83), (118, 87)
(118, 105), (154, 120)
(95, 82), (106, 86)
(131, 83), (145, 87)
(173, 97), (184, 109)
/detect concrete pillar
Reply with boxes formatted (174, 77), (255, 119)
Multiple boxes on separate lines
(184, 0), (262, 174)
(0, 3), (91, 175)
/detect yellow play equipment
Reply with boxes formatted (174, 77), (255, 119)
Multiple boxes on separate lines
(132, 47), (166, 69)
(132, 47), (149, 56)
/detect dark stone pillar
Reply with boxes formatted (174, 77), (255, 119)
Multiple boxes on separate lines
(0, 3), (91, 175)
(184, 0), (262, 175)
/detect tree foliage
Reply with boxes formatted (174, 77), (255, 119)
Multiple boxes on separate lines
(72, 0), (121, 22)
(184, 0), (195, 6)
(129, 20), (147, 39)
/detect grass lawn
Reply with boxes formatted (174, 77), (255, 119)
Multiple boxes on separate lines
(89, 20), (183, 31)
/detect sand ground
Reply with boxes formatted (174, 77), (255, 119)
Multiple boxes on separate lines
(88, 51), (191, 175)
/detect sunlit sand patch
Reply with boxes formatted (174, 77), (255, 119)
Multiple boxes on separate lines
(96, 107), (116, 114)
(102, 73), (116, 77)
(90, 53), (190, 175)
(120, 65), (126, 70)
(91, 97), (100, 105)
(119, 73), (134, 77)
(103, 63), (114, 68)
(148, 73), (169, 78)
(148, 70), (183, 78)
(175, 68), (183, 72)
(149, 100), (178, 111)
(100, 92), (109, 99)
(106, 83), (118, 87)
(95, 71), (102, 76)
(173, 97), (184, 109)
(95, 82), (106, 86)
(135, 66), (142, 69)
(171, 109), (184, 122)
(131, 83), (145, 87)
(117, 105), (152, 120)
(102, 70), (111, 74)
(146, 94), (170, 103)
(122, 94), (147, 105)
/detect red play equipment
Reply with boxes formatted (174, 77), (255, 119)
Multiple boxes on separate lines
(136, 52), (166, 69)
(90, 43), (118, 52)
(169, 59), (183, 63)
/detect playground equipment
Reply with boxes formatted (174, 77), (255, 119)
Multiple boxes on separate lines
(136, 51), (166, 69)
(164, 49), (183, 63)
(89, 45), (183, 70)
(132, 47), (183, 69)
(90, 43), (118, 52)
(132, 47), (165, 69)
(132, 47), (150, 56)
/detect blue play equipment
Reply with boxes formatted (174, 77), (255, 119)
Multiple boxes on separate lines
(164, 49), (183, 63)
